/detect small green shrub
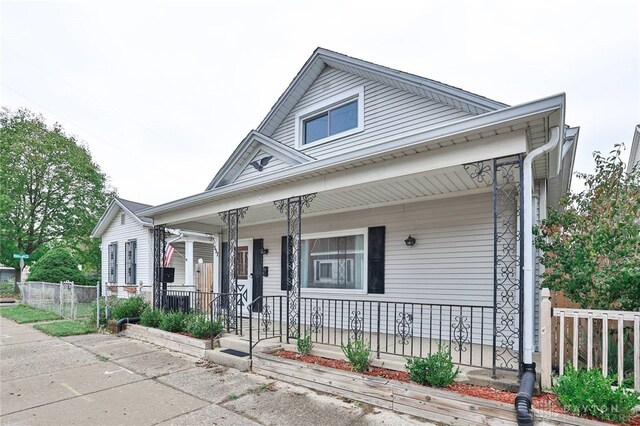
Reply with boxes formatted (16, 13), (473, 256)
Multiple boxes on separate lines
(159, 310), (185, 332)
(406, 346), (460, 387)
(341, 339), (371, 372)
(184, 314), (215, 339)
(27, 247), (87, 284)
(296, 331), (313, 356)
(554, 365), (639, 424)
(110, 296), (148, 320)
(140, 307), (164, 328)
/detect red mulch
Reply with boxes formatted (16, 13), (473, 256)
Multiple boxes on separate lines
(274, 350), (640, 425)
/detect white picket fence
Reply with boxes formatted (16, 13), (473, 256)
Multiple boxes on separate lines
(540, 288), (640, 391)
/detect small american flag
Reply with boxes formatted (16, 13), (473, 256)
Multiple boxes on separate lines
(164, 245), (175, 268)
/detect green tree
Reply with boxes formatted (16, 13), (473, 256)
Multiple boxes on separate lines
(534, 144), (640, 310)
(26, 247), (87, 284)
(0, 108), (115, 283)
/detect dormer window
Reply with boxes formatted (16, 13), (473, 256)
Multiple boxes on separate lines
(295, 86), (364, 148)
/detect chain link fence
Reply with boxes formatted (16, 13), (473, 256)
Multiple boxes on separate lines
(18, 281), (98, 320)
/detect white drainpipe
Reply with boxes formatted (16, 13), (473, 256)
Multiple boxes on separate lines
(522, 126), (560, 364)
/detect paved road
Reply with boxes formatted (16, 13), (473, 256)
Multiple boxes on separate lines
(0, 317), (431, 425)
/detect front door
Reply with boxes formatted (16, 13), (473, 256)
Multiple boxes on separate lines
(236, 239), (252, 316)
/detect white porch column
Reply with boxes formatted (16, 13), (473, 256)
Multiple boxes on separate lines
(184, 240), (194, 287)
(213, 233), (222, 293)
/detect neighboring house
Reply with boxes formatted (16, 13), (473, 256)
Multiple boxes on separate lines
(138, 48), (579, 379)
(628, 124), (640, 173)
(92, 198), (217, 301)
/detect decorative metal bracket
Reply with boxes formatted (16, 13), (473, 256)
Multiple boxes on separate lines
(274, 193), (316, 340)
(153, 225), (166, 309)
(464, 156), (524, 376)
(219, 207), (248, 327)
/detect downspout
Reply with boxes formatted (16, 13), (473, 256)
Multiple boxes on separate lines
(116, 317), (140, 333)
(516, 125), (561, 425)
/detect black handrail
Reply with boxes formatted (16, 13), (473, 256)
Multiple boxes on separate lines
(248, 295), (285, 359)
(209, 292), (243, 346)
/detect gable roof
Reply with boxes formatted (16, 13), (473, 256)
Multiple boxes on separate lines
(206, 130), (315, 190)
(257, 48), (509, 138)
(206, 48), (508, 191)
(90, 197), (153, 238)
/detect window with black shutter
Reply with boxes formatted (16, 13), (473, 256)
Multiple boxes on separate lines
(125, 240), (136, 284)
(367, 226), (385, 294)
(108, 242), (118, 283)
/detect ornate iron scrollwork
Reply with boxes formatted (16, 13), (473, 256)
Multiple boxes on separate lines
(349, 309), (363, 341)
(452, 314), (470, 352)
(464, 156), (523, 375)
(310, 306), (323, 333)
(219, 207), (248, 328)
(261, 303), (271, 333)
(274, 194), (316, 339)
(153, 225), (166, 309)
(396, 312), (413, 345)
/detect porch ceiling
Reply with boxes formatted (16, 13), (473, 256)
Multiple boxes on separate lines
(171, 164), (493, 229)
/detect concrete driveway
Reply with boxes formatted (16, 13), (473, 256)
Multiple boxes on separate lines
(0, 317), (432, 426)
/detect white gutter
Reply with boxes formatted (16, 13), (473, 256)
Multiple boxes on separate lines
(522, 126), (561, 364)
(166, 228), (216, 243)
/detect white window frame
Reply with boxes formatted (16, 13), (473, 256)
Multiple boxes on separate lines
(300, 228), (367, 294)
(295, 86), (365, 150)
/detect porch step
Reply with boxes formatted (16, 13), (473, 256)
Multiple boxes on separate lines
(218, 335), (251, 353)
(204, 348), (252, 371)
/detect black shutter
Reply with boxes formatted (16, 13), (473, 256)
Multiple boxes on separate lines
(252, 239), (264, 311)
(280, 236), (289, 291)
(131, 241), (136, 284)
(221, 242), (229, 294)
(109, 243), (118, 284)
(367, 226), (385, 294)
(125, 242), (131, 284)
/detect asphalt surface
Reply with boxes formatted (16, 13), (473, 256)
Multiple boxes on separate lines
(0, 315), (432, 426)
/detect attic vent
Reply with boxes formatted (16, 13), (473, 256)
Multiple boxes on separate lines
(121, 214), (126, 225)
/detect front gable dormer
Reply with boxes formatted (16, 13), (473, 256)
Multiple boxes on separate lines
(205, 48), (509, 190)
(206, 131), (314, 189)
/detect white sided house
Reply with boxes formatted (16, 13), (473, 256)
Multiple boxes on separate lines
(92, 198), (218, 306)
(138, 49), (580, 385)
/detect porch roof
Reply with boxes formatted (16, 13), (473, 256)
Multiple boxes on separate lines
(140, 94), (568, 227)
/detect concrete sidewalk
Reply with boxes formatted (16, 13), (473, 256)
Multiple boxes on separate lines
(0, 317), (432, 425)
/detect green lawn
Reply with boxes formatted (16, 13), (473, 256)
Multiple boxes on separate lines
(0, 304), (61, 323)
(33, 320), (96, 336)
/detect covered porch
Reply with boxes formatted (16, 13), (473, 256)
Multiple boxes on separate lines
(146, 126), (539, 375)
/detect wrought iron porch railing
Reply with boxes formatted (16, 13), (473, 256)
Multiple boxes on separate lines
(161, 289), (215, 316)
(298, 298), (495, 368)
(246, 295), (497, 370)
(248, 295), (285, 358)
(209, 292), (244, 344)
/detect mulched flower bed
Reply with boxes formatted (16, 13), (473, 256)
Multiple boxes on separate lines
(275, 350), (640, 425)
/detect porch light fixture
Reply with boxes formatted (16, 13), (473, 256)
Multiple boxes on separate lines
(260, 248), (269, 255)
(404, 235), (416, 247)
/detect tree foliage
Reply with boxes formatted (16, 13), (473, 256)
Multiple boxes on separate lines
(0, 108), (115, 277)
(534, 145), (640, 310)
(26, 247), (87, 284)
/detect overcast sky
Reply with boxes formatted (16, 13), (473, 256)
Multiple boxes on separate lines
(2, 0), (639, 206)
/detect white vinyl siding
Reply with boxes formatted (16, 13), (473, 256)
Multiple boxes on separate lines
(238, 192), (496, 346)
(100, 209), (151, 294)
(270, 67), (473, 159)
(240, 192), (493, 306)
(234, 150), (291, 183)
